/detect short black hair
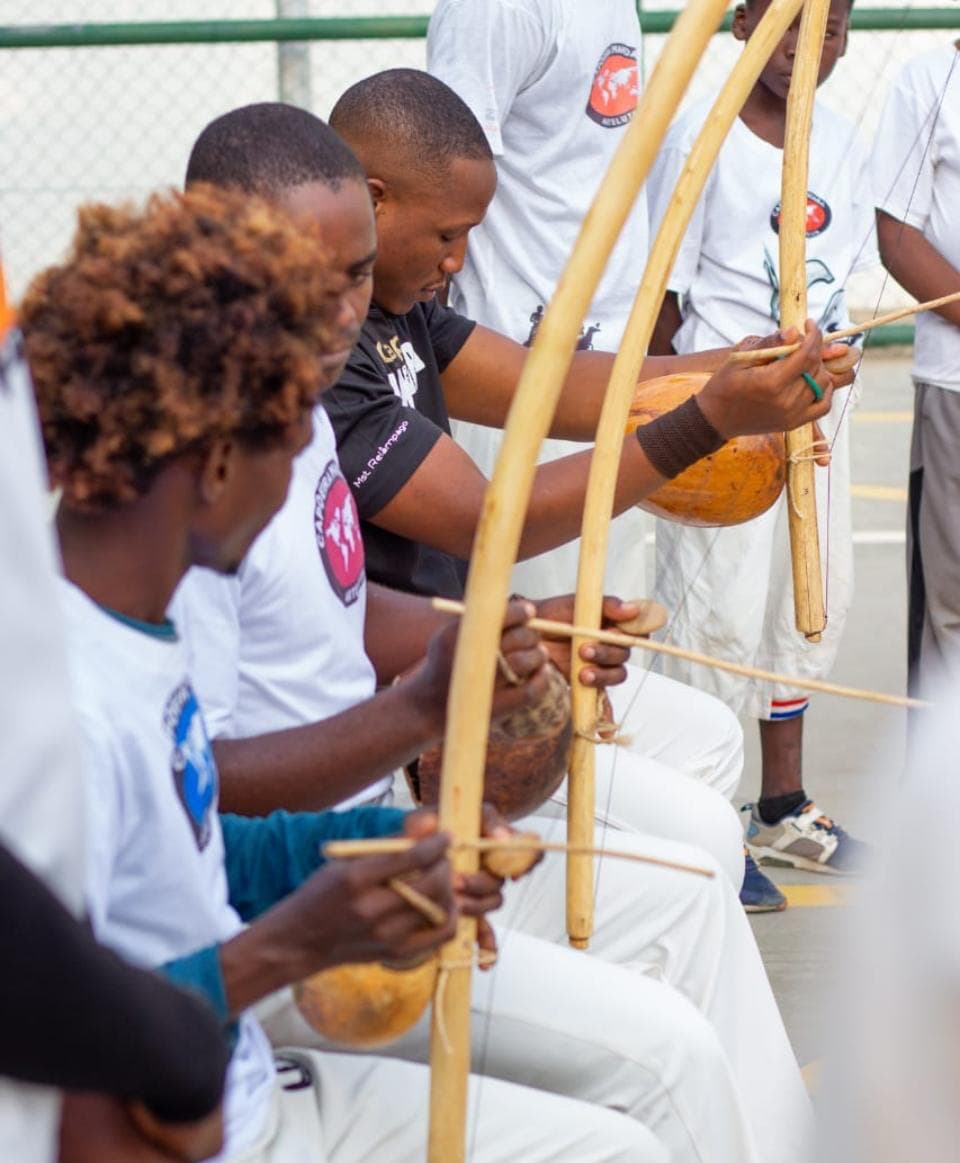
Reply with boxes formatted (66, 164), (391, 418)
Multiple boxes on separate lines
(330, 68), (493, 177)
(185, 102), (365, 195)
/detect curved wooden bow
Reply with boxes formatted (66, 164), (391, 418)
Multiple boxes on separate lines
(566, 0), (808, 950)
(780, 0), (832, 641)
(425, 1), (730, 1157)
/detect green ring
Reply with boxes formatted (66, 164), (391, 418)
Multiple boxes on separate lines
(801, 371), (824, 402)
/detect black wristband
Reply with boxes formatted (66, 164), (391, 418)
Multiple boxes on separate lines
(635, 394), (725, 480)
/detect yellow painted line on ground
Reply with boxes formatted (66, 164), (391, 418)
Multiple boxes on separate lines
(780, 883), (854, 907)
(853, 410), (913, 423)
(850, 483), (908, 502)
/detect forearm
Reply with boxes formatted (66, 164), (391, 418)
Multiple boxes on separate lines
(365, 582), (452, 683)
(214, 684), (442, 815)
(876, 212), (960, 328)
(517, 438), (665, 560)
(0, 846), (226, 1121)
(542, 350), (726, 441)
(649, 293), (684, 357)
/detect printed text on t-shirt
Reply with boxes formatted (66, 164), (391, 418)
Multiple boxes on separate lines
(377, 335), (428, 407)
(352, 420), (410, 490)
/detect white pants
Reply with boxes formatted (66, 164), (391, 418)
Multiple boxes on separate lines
(541, 665), (745, 888)
(654, 399), (853, 720)
(262, 826), (811, 1163)
(235, 1049), (664, 1162)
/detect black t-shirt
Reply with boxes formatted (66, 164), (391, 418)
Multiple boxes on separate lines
(323, 298), (477, 598)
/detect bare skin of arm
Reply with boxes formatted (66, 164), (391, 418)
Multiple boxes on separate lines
(371, 324), (840, 561)
(876, 210), (960, 328)
(441, 323), (726, 437)
(649, 292), (684, 358)
(215, 601), (549, 815)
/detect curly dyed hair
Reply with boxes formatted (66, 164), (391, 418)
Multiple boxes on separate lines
(22, 184), (340, 510)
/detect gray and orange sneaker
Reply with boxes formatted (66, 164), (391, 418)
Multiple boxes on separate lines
(741, 800), (867, 875)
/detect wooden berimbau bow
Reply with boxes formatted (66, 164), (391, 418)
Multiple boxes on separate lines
(779, 0), (832, 642)
(565, 0), (808, 950)
(424, 2), (730, 1157)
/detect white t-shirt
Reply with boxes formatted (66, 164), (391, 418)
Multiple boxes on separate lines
(174, 407), (391, 807)
(649, 96), (879, 354)
(872, 45), (960, 391)
(60, 580), (275, 1163)
(429, 0), (647, 349)
(0, 330), (86, 1163)
(428, 0), (650, 599)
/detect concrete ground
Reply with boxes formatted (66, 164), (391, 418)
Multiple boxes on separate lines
(738, 351), (914, 1069)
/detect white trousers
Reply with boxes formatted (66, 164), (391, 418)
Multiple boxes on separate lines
(654, 400), (853, 720)
(262, 826), (811, 1163)
(542, 665), (745, 888)
(234, 1049), (665, 1162)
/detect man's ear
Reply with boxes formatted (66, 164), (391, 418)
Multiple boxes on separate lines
(197, 437), (234, 505)
(367, 177), (387, 214)
(732, 4), (750, 42)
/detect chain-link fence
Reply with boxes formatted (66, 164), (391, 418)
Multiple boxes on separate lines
(1, 1), (957, 315)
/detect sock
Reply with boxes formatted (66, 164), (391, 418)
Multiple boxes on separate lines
(757, 790), (807, 826)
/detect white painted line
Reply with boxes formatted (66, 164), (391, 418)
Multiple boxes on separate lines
(852, 530), (905, 545)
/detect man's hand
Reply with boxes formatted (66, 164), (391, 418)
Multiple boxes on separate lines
(221, 826), (459, 1010)
(697, 322), (836, 439)
(533, 594), (636, 689)
(733, 328), (859, 389)
(60, 1093), (218, 1162)
(406, 598), (551, 732)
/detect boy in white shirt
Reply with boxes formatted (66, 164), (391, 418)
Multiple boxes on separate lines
(649, 0), (874, 897)
(871, 42), (960, 701)
(427, 0), (649, 600)
(25, 185), (665, 1162)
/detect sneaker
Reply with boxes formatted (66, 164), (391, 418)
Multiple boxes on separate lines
(740, 850), (787, 913)
(741, 800), (867, 875)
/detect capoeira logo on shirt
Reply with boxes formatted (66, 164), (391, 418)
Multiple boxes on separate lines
(164, 682), (217, 850)
(377, 334), (427, 408)
(762, 246), (845, 332)
(769, 192), (833, 239)
(314, 459), (365, 607)
(586, 43), (639, 128)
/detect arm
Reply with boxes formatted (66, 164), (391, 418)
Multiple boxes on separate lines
(440, 324), (726, 437)
(216, 599), (549, 815)
(213, 681), (442, 815)
(876, 212), (960, 328)
(0, 843), (226, 1122)
(649, 292), (684, 357)
(872, 62), (959, 327)
(364, 582), (455, 684)
(373, 325), (838, 561)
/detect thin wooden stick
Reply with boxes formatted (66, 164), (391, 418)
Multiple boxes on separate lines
(780, 0), (830, 643)
(388, 877), (449, 928)
(728, 290), (960, 363)
(431, 598), (928, 710)
(426, 5), (729, 1157)
(325, 837), (715, 879)
(565, 0), (807, 951)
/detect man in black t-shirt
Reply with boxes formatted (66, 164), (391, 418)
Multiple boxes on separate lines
(323, 69), (849, 603)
